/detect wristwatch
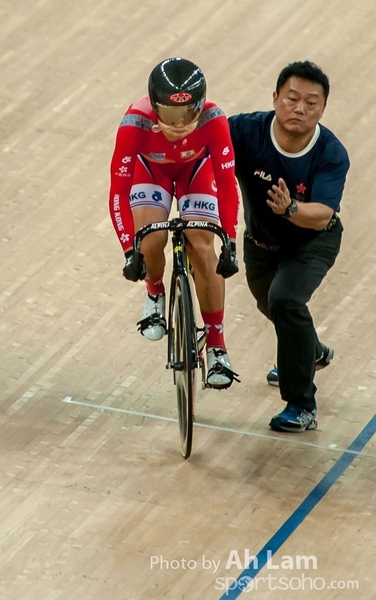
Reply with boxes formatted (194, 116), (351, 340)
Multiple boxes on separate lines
(283, 198), (298, 218)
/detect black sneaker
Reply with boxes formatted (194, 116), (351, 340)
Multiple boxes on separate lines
(266, 345), (334, 387)
(266, 365), (278, 387)
(269, 403), (318, 432)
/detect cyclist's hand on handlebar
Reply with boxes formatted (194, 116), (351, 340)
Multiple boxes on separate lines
(122, 250), (146, 282)
(216, 242), (239, 279)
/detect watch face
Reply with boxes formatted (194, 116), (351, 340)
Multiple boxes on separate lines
(286, 199), (298, 217)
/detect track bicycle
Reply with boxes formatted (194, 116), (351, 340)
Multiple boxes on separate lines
(132, 217), (232, 460)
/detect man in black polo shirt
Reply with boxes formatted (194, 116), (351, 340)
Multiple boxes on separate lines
(229, 60), (350, 432)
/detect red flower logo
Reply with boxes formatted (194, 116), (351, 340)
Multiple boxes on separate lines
(296, 182), (307, 194)
(169, 92), (193, 103)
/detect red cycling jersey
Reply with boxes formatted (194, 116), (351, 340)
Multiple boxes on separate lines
(109, 97), (239, 251)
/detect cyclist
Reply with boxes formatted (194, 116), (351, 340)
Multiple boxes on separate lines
(109, 57), (240, 389)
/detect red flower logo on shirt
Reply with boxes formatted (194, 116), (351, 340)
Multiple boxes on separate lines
(170, 92), (193, 103)
(296, 182), (307, 194)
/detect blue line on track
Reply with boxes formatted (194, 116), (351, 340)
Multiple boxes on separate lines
(218, 415), (376, 599)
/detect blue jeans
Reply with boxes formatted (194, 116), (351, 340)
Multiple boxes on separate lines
(243, 218), (343, 411)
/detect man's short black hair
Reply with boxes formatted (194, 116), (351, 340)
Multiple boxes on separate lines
(276, 61), (330, 103)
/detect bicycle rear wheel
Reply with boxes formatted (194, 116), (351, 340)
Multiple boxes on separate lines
(173, 274), (196, 459)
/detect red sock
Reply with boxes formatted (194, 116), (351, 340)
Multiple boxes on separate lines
(201, 309), (226, 350)
(145, 274), (165, 296)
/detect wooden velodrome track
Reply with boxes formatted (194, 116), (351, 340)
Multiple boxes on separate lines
(1, 0), (375, 598)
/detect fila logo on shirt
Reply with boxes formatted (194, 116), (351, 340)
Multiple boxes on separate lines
(254, 169), (272, 181)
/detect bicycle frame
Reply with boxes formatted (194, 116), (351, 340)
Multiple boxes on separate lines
(133, 217), (231, 458)
(165, 221), (205, 376)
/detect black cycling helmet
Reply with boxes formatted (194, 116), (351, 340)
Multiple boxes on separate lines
(148, 57), (206, 125)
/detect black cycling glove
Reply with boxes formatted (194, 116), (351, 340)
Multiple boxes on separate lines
(216, 242), (239, 279)
(122, 250), (146, 282)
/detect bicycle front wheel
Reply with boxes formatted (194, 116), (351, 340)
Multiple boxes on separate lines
(173, 274), (196, 459)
